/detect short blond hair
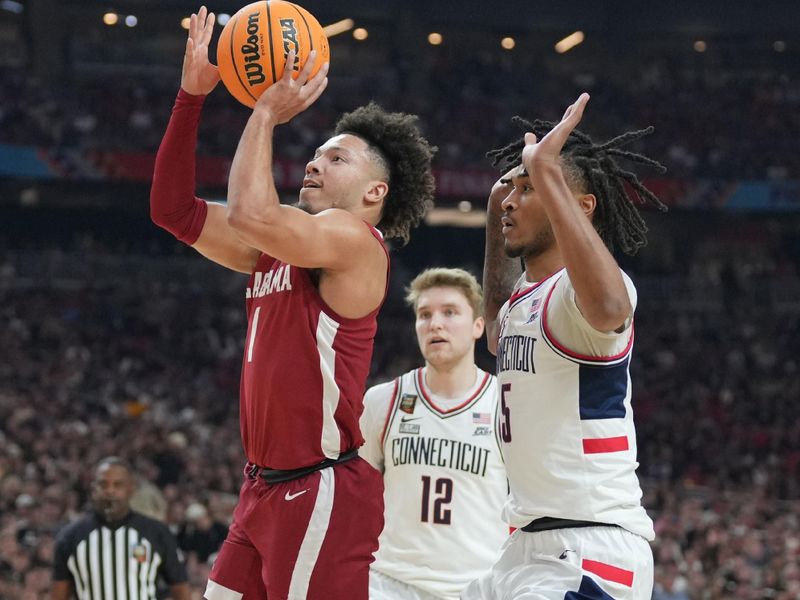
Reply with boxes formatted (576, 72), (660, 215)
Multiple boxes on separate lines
(405, 268), (483, 317)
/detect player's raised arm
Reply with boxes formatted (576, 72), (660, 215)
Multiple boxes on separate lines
(518, 94), (630, 332)
(224, 49), (370, 270)
(526, 96), (631, 331)
(483, 169), (523, 354)
(150, 6), (260, 274)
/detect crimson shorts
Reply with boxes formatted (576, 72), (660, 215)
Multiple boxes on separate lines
(205, 457), (384, 600)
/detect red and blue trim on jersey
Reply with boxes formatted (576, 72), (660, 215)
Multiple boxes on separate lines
(507, 268), (563, 310)
(540, 276), (634, 368)
(533, 274), (636, 456)
(414, 368), (492, 417)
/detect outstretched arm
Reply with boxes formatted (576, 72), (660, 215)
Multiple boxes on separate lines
(226, 50), (377, 272)
(483, 170), (522, 354)
(150, 6), (259, 274)
(522, 94), (631, 332)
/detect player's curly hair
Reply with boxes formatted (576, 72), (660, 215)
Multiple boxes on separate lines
(335, 102), (436, 245)
(487, 116), (668, 255)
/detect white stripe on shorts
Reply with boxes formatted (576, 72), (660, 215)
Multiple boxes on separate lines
(204, 579), (243, 600)
(288, 468), (335, 599)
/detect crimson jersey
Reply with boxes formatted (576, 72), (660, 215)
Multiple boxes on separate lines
(240, 226), (388, 470)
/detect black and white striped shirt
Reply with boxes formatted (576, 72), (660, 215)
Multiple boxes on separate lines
(53, 511), (187, 600)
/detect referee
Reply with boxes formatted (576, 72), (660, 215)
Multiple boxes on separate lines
(52, 457), (190, 600)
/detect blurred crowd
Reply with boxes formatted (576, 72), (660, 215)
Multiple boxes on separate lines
(1, 46), (798, 180)
(0, 211), (798, 598)
(1, 4), (799, 598)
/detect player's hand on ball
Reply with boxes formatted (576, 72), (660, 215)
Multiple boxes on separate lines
(521, 93), (590, 171)
(181, 6), (220, 96)
(253, 49), (329, 125)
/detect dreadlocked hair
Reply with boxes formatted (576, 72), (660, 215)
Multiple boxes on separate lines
(487, 116), (668, 255)
(335, 102), (436, 245)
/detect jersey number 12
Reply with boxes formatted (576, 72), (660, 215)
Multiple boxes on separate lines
(420, 475), (453, 525)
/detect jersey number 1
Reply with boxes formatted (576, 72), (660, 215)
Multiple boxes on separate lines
(420, 476), (453, 525)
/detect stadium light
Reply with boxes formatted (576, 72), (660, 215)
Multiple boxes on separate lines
(323, 18), (354, 38)
(181, 17), (190, 30)
(501, 37), (515, 50)
(353, 28), (368, 41)
(555, 31), (584, 54)
(694, 40), (707, 52)
(428, 32), (443, 46)
(125, 15), (138, 27)
(218, 13), (231, 26)
(103, 12), (119, 26)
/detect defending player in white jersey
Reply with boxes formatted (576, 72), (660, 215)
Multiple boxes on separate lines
(464, 95), (668, 600)
(360, 268), (508, 600)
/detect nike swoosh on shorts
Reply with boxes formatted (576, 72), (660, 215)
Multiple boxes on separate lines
(285, 489), (310, 501)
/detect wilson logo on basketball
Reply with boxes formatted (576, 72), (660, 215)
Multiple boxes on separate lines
(280, 18), (300, 70)
(241, 11), (266, 86)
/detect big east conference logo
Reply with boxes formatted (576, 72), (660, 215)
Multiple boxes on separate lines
(241, 11), (300, 87)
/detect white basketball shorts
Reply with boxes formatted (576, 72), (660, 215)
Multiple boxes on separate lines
(461, 525), (653, 600)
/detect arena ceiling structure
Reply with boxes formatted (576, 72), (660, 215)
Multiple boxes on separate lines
(3, 0), (798, 83)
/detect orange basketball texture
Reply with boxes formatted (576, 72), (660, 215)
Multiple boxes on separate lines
(216, 1), (330, 108)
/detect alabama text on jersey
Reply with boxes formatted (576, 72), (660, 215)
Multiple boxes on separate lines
(241, 225), (388, 470)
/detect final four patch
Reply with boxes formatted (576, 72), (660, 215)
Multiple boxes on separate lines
(399, 394), (418, 414)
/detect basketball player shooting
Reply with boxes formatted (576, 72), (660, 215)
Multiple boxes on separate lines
(463, 94), (668, 599)
(149, 7), (435, 599)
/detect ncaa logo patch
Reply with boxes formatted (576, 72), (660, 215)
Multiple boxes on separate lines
(399, 394), (417, 414)
(130, 543), (148, 563)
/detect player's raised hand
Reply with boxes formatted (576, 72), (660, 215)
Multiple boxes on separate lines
(253, 49), (329, 124)
(521, 93), (590, 171)
(181, 6), (220, 96)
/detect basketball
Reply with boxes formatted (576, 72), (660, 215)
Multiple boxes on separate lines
(216, 1), (330, 108)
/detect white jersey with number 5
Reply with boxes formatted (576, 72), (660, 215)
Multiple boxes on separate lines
(360, 367), (508, 599)
(496, 268), (654, 540)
